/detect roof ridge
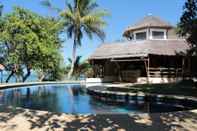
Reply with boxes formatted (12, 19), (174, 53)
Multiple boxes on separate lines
(123, 15), (173, 36)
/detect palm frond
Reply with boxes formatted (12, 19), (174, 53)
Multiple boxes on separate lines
(76, 29), (83, 46)
(86, 2), (98, 13)
(87, 25), (105, 41)
(0, 4), (3, 16)
(40, 0), (52, 8)
(40, 0), (60, 12)
(75, 56), (82, 65)
(67, 3), (74, 14)
(67, 58), (72, 64)
(66, 25), (74, 38)
(83, 26), (93, 40)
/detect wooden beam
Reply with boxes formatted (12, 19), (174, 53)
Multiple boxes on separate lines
(182, 57), (185, 78)
(114, 61), (122, 82)
(144, 57), (150, 83)
(149, 67), (182, 71)
(147, 57), (150, 83)
(111, 58), (148, 62)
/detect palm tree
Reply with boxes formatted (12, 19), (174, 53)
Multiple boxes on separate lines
(67, 56), (93, 79)
(67, 56), (82, 73)
(61, 0), (108, 79)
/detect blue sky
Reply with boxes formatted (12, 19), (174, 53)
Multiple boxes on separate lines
(1, 0), (186, 63)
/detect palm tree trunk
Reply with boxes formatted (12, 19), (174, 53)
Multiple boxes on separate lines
(68, 41), (77, 79)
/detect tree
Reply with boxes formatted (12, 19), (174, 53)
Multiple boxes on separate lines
(0, 7), (64, 82)
(178, 0), (197, 55)
(66, 56), (93, 79)
(60, 0), (108, 79)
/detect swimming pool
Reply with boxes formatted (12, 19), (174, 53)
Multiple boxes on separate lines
(0, 84), (196, 114)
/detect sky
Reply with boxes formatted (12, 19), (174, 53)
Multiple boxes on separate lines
(1, 0), (186, 64)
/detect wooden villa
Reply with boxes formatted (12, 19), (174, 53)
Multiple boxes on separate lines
(88, 16), (196, 84)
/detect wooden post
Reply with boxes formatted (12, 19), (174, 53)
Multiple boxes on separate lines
(91, 61), (96, 78)
(147, 57), (150, 83)
(114, 61), (122, 82)
(144, 57), (150, 83)
(175, 57), (178, 81)
(182, 57), (185, 79)
(188, 56), (192, 78)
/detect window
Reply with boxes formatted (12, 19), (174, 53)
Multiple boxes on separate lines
(135, 32), (146, 40)
(152, 31), (165, 39)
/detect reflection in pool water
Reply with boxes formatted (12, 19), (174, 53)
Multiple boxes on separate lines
(0, 84), (196, 114)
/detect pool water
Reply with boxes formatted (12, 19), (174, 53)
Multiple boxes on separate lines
(0, 84), (195, 114)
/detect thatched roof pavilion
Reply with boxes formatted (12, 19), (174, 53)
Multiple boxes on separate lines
(88, 16), (195, 84)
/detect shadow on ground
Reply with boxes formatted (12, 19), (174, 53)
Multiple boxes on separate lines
(0, 107), (197, 131)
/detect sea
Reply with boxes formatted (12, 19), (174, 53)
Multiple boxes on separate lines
(0, 72), (38, 83)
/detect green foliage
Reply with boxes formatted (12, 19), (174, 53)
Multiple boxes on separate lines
(66, 56), (93, 79)
(61, 0), (108, 45)
(0, 7), (64, 82)
(0, 3), (3, 16)
(40, 0), (61, 13)
(60, 0), (108, 78)
(178, 0), (197, 55)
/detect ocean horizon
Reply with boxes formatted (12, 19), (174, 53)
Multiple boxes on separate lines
(0, 72), (38, 83)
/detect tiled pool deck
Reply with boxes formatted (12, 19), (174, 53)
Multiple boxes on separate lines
(0, 82), (197, 131)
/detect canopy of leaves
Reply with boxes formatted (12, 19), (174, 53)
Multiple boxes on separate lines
(0, 7), (64, 81)
(66, 56), (93, 79)
(178, 0), (197, 55)
(60, 0), (108, 46)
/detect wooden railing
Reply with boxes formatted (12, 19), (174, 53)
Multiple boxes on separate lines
(121, 70), (141, 82)
(149, 67), (182, 78)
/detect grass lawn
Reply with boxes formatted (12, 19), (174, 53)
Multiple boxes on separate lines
(107, 80), (197, 97)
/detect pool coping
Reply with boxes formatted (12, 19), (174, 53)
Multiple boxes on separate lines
(0, 81), (81, 89)
(87, 86), (197, 107)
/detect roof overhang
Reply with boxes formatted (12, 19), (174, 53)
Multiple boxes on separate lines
(89, 39), (189, 61)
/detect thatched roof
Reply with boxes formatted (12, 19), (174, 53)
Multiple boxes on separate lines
(123, 16), (172, 36)
(89, 39), (189, 60)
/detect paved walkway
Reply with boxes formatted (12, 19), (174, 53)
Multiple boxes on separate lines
(0, 107), (197, 131)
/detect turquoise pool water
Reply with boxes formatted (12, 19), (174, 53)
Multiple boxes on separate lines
(0, 84), (195, 114)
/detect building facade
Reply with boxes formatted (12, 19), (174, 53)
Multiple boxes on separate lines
(89, 16), (196, 84)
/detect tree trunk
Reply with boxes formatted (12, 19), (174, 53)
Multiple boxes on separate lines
(6, 70), (15, 83)
(39, 74), (45, 82)
(67, 41), (77, 79)
(0, 71), (3, 83)
(23, 68), (31, 82)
